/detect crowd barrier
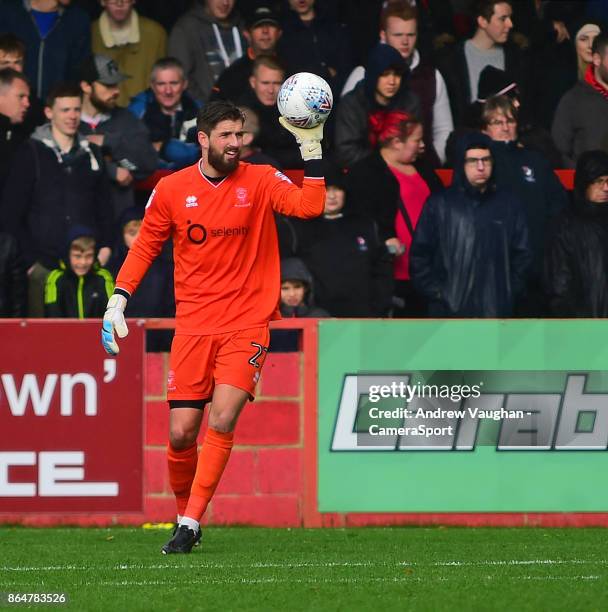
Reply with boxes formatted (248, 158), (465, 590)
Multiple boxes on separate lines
(2, 318), (608, 527)
(135, 168), (576, 192)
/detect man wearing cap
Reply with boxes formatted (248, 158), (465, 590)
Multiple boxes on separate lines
(92, 0), (167, 107)
(79, 53), (158, 222)
(210, 5), (283, 103)
(544, 150), (608, 316)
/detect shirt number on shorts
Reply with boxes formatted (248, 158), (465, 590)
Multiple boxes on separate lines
(249, 342), (268, 368)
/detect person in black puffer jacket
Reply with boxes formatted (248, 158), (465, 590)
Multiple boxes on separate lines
(410, 132), (532, 317)
(543, 150), (608, 317)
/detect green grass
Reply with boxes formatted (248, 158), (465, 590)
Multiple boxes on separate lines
(1, 527), (608, 611)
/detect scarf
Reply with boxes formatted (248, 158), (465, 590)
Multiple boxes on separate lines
(585, 64), (608, 100)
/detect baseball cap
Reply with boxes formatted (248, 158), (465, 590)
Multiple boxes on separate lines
(246, 6), (280, 30)
(79, 54), (130, 85)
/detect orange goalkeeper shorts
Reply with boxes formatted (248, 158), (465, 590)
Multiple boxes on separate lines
(167, 326), (270, 404)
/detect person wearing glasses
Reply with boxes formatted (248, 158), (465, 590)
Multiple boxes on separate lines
(481, 94), (568, 316)
(543, 150), (608, 317)
(92, 0), (167, 107)
(409, 132), (532, 318)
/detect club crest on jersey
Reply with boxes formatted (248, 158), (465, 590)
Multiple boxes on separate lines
(185, 195), (198, 208)
(234, 187), (251, 208)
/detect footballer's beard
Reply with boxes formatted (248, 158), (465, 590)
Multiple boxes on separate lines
(208, 144), (241, 175)
(90, 90), (118, 114)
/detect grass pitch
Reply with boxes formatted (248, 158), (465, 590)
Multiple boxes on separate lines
(1, 527), (607, 611)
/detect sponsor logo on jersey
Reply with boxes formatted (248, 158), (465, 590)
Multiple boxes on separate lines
(356, 236), (368, 252)
(234, 187), (251, 207)
(185, 195), (199, 208)
(186, 222), (249, 244)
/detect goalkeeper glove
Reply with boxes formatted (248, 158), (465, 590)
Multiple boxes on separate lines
(278, 116), (325, 161)
(101, 293), (128, 355)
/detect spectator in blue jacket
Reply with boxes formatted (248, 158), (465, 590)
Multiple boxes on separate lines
(128, 57), (202, 170)
(0, 0), (91, 102)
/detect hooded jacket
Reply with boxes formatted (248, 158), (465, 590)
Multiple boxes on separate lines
(0, 0), (91, 101)
(168, 2), (245, 103)
(0, 125), (113, 270)
(280, 257), (329, 318)
(334, 44), (421, 168)
(44, 225), (114, 319)
(410, 133), (532, 317)
(543, 150), (608, 317)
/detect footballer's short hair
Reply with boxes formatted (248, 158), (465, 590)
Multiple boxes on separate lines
(196, 100), (245, 135)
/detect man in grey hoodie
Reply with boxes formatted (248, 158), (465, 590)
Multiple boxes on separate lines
(168, 0), (246, 103)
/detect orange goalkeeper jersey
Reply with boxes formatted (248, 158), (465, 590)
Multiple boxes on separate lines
(116, 161), (325, 335)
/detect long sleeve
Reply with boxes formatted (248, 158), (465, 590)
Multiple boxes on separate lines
(115, 181), (172, 295)
(510, 203), (533, 298)
(268, 163), (325, 219)
(551, 92), (573, 168)
(409, 194), (443, 300)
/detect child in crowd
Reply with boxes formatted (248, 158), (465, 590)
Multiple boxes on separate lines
(44, 228), (114, 318)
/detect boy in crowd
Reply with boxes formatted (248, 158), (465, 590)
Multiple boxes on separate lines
(44, 228), (114, 318)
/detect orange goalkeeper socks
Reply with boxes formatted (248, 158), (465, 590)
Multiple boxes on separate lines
(167, 442), (198, 516)
(183, 428), (234, 522)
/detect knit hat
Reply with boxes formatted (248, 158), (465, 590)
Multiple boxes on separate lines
(477, 66), (518, 103)
(566, 17), (604, 45)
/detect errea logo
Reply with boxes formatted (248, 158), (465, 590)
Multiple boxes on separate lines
(275, 171), (292, 184)
(185, 195), (198, 208)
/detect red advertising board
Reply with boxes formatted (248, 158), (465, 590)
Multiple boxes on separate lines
(0, 320), (144, 513)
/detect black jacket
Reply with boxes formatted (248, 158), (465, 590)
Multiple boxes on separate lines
(333, 45), (421, 168)
(346, 150), (443, 242)
(410, 133), (532, 317)
(436, 40), (530, 127)
(209, 54), (254, 103)
(0, 130), (113, 270)
(543, 204), (608, 317)
(491, 141), (568, 279)
(278, 6), (353, 96)
(0, 232), (26, 317)
(44, 263), (113, 318)
(292, 213), (394, 317)
(0, 113), (28, 196)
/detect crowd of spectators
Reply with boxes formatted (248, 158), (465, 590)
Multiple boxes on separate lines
(1, 0), (608, 336)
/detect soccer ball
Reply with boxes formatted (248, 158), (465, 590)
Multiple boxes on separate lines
(277, 72), (333, 129)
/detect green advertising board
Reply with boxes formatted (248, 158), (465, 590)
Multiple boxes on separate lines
(318, 320), (608, 512)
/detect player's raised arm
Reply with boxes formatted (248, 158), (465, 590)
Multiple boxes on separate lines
(101, 181), (173, 355)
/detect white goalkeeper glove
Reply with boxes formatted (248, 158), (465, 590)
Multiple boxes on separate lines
(101, 294), (128, 355)
(279, 116), (325, 161)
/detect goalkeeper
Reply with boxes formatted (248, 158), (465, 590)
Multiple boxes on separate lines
(102, 101), (325, 554)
